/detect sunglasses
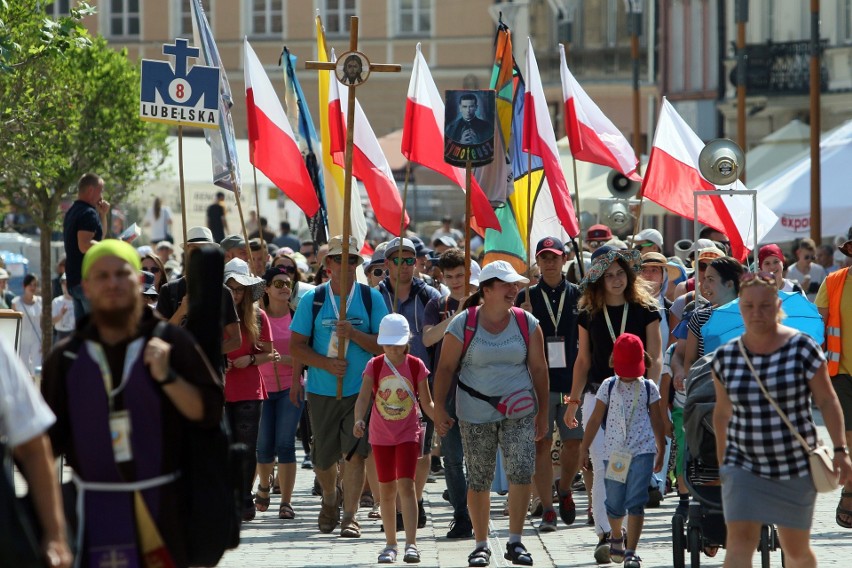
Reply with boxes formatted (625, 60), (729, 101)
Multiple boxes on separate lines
(635, 241), (656, 248)
(371, 268), (386, 277)
(390, 257), (416, 266)
(269, 279), (291, 289)
(740, 271), (776, 285)
(144, 266), (161, 273)
(328, 255), (360, 265)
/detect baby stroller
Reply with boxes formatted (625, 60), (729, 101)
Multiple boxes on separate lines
(671, 354), (784, 567)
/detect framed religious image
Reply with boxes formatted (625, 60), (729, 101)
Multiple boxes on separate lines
(0, 309), (22, 355)
(444, 89), (495, 167)
(336, 51), (370, 86)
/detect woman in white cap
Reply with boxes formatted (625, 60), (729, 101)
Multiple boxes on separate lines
(222, 258), (277, 522)
(433, 260), (549, 567)
(353, 313), (434, 564)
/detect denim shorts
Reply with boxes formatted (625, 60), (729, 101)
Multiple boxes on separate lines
(256, 389), (304, 464)
(604, 452), (655, 518)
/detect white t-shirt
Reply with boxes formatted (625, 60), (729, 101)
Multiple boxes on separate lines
(596, 376), (661, 460)
(786, 262), (826, 301)
(0, 337), (55, 447)
(51, 295), (75, 332)
(144, 205), (172, 242)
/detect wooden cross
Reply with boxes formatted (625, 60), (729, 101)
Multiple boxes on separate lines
(305, 16), (400, 399)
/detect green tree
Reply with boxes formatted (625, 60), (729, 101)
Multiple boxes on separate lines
(0, 1), (169, 359)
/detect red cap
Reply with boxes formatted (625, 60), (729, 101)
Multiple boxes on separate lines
(613, 333), (646, 378)
(758, 244), (785, 267)
(586, 224), (613, 241)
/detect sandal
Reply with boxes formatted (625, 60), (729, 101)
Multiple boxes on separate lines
(368, 504), (382, 519)
(504, 542), (533, 566)
(340, 517), (362, 538)
(609, 530), (626, 564)
(318, 495), (340, 533)
(467, 546), (491, 567)
(278, 501), (295, 520)
(403, 544), (421, 564)
(837, 490), (852, 528)
(378, 546), (398, 564)
(254, 484), (271, 512)
(360, 492), (375, 508)
(624, 553), (642, 568)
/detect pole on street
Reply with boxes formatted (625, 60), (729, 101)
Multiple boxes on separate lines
(736, 0), (748, 181)
(810, 0), (822, 243)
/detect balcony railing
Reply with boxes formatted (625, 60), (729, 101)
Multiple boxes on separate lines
(731, 39), (829, 94)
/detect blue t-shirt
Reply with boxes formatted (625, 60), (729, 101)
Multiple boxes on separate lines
(290, 283), (389, 397)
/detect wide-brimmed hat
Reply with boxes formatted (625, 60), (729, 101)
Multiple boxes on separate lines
(838, 240), (852, 259)
(181, 226), (218, 249)
(478, 260), (529, 285)
(640, 251), (683, 282)
(223, 258), (265, 301)
(693, 247), (724, 269)
(580, 246), (642, 291)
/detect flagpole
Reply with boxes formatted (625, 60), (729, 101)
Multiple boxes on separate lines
(178, 126), (188, 245)
(570, 154), (583, 254)
(526, 150), (533, 297)
(252, 165), (265, 275)
(464, 160), (472, 297)
(393, 160), (413, 313)
(232, 172), (253, 267)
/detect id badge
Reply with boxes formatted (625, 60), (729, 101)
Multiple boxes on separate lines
(109, 410), (133, 463)
(327, 331), (348, 359)
(605, 449), (632, 483)
(546, 337), (567, 369)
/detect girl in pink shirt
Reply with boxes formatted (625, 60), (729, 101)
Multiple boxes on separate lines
(354, 314), (434, 564)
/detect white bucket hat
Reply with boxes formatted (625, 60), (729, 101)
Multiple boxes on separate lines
(223, 258), (265, 301)
(378, 313), (411, 346)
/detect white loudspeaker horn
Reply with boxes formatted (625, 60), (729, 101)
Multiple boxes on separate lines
(698, 138), (745, 186)
(607, 170), (640, 199)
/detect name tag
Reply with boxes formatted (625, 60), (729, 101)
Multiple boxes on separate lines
(327, 331), (349, 359)
(605, 449), (632, 483)
(109, 410), (133, 463)
(546, 337), (567, 369)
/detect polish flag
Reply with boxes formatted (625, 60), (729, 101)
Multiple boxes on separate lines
(641, 99), (778, 261)
(559, 45), (641, 181)
(523, 39), (580, 238)
(327, 51), (409, 235)
(244, 39), (319, 216)
(401, 44), (500, 231)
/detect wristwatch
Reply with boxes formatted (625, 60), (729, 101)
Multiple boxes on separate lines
(158, 369), (179, 386)
(834, 445), (850, 455)
(250, 354), (256, 366)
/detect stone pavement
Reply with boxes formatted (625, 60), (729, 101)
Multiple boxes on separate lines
(219, 415), (849, 568)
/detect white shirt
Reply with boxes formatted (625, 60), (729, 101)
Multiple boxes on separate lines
(597, 376), (661, 460)
(0, 337), (55, 447)
(51, 295), (75, 332)
(143, 205), (172, 242)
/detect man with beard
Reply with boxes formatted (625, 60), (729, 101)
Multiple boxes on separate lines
(40, 239), (223, 568)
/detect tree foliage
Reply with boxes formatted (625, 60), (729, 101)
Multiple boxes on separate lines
(0, 0), (169, 357)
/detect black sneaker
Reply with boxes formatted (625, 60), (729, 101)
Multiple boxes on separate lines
(446, 515), (473, 539)
(417, 499), (427, 528)
(442, 489), (450, 502)
(647, 486), (662, 508)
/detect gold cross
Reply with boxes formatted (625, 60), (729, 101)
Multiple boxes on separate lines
(306, 16), (400, 399)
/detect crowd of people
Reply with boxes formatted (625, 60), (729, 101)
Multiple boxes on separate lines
(5, 171), (852, 568)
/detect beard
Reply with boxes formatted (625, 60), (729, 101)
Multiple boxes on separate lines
(91, 293), (144, 337)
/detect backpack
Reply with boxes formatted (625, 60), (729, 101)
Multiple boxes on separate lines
(600, 378), (652, 431)
(308, 282), (373, 348)
(60, 322), (244, 566)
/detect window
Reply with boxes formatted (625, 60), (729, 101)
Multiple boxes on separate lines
(397, 0), (431, 36)
(49, 0), (71, 17)
(108, 0), (141, 38)
(323, 0), (356, 36)
(178, 0), (213, 36)
(250, 0), (284, 36)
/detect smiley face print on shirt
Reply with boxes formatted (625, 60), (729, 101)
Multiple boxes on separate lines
(375, 374), (416, 421)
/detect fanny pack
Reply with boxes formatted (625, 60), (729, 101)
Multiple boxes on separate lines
(456, 380), (536, 419)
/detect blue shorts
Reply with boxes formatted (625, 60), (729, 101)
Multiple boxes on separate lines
(604, 452), (655, 518)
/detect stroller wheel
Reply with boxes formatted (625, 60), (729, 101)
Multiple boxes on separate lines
(688, 526), (702, 568)
(672, 514), (686, 568)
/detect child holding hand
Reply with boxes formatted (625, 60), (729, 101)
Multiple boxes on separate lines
(354, 314), (434, 564)
(580, 333), (665, 568)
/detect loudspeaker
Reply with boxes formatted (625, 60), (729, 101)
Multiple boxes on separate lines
(674, 239), (693, 263)
(698, 138), (745, 185)
(607, 170), (640, 199)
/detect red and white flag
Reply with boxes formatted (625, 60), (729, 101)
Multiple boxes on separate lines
(327, 51), (409, 235)
(244, 39), (319, 216)
(401, 44), (500, 231)
(559, 45), (641, 181)
(523, 39), (580, 238)
(642, 99), (778, 260)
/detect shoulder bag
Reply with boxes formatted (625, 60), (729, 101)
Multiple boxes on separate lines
(738, 337), (839, 493)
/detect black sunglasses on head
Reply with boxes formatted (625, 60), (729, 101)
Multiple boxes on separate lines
(277, 264), (296, 274)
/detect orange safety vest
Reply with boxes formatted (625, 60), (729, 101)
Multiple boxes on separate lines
(825, 266), (849, 376)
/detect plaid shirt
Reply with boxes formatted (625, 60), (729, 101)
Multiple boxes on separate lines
(711, 334), (825, 479)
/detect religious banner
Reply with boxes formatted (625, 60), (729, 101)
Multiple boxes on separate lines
(444, 89), (496, 167)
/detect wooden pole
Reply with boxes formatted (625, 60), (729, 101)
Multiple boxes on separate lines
(525, 150), (533, 297)
(571, 154), (583, 254)
(810, 0), (822, 243)
(177, 126), (188, 245)
(464, 160), (472, 297)
(631, 11), (643, 176)
(736, 1), (748, 181)
(233, 185), (252, 265)
(252, 166), (265, 276)
(392, 160), (413, 312)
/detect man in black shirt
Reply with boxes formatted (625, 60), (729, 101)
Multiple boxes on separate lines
(63, 173), (109, 324)
(517, 237), (583, 531)
(206, 192), (228, 243)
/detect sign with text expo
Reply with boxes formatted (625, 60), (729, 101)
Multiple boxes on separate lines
(140, 38), (220, 128)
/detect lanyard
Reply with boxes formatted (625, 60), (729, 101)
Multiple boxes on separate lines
(87, 338), (145, 412)
(619, 379), (641, 444)
(540, 285), (567, 330)
(383, 356), (419, 407)
(327, 282), (357, 321)
(603, 303), (629, 343)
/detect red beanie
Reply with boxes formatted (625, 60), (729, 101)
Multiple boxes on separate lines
(613, 333), (646, 378)
(758, 244), (784, 267)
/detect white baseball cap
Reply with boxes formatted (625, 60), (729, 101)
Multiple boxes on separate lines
(478, 260), (530, 285)
(469, 260), (482, 286)
(633, 228), (663, 248)
(378, 313), (411, 346)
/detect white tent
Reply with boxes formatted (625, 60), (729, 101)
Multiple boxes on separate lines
(745, 119), (810, 188)
(754, 119), (852, 243)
